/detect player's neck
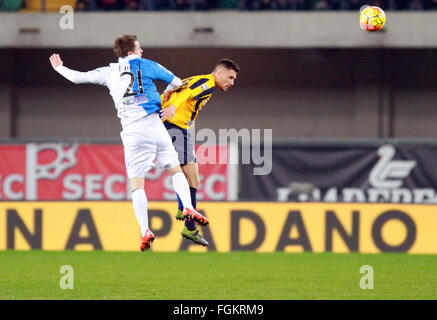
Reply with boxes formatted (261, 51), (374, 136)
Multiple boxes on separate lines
(211, 72), (217, 84)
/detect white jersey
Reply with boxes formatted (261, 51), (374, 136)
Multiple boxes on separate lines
(56, 54), (176, 128)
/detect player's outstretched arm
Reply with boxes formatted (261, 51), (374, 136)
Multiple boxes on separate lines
(49, 53), (109, 85)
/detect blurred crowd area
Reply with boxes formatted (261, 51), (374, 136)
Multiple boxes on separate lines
(1, 0), (437, 13)
(60, 0), (437, 10)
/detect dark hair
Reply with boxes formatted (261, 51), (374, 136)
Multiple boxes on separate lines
(113, 34), (137, 58)
(216, 58), (240, 73)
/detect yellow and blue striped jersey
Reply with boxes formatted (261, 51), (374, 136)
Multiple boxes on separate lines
(161, 74), (215, 129)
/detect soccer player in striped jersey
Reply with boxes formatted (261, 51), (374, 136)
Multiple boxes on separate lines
(160, 59), (240, 246)
(49, 34), (209, 251)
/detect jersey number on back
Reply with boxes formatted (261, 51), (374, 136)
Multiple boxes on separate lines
(121, 70), (144, 98)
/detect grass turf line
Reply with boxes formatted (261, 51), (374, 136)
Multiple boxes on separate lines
(0, 251), (436, 300)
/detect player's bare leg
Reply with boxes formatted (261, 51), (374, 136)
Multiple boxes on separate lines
(181, 162), (200, 190)
(130, 177), (155, 251)
(168, 165), (209, 226)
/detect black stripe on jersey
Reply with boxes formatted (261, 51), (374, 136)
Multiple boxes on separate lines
(190, 97), (208, 121)
(189, 78), (209, 90)
(192, 87), (215, 100)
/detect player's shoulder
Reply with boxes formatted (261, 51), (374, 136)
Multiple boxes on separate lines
(134, 57), (151, 64)
(92, 64), (114, 75)
(107, 63), (119, 70)
(138, 58), (161, 67)
(138, 58), (172, 72)
(187, 74), (215, 90)
(98, 63), (121, 75)
(190, 74), (214, 81)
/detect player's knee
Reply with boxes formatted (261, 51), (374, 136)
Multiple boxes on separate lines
(187, 173), (199, 189)
(167, 165), (182, 175)
(130, 178), (145, 191)
(189, 178), (199, 189)
(181, 163), (199, 188)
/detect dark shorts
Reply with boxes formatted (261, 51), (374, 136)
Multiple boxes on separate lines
(164, 122), (197, 166)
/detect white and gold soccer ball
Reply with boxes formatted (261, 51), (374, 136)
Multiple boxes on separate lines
(360, 6), (386, 32)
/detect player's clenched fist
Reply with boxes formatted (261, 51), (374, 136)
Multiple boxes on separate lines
(49, 54), (63, 70)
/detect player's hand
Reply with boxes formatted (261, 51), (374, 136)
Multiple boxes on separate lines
(160, 105), (177, 121)
(49, 54), (63, 70)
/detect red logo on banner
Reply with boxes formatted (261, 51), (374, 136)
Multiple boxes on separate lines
(0, 144), (229, 201)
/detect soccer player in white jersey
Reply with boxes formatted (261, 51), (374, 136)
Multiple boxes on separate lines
(49, 34), (209, 251)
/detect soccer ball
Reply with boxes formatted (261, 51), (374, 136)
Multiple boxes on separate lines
(359, 6), (386, 32)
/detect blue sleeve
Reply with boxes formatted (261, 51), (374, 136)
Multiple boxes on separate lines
(148, 60), (174, 84)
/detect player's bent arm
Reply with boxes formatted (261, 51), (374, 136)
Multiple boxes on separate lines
(55, 65), (109, 85)
(164, 76), (182, 94)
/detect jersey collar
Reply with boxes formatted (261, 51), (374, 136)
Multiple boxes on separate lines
(118, 54), (140, 63)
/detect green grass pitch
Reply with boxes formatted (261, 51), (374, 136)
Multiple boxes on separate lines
(1, 251), (437, 300)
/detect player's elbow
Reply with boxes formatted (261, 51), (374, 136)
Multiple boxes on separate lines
(172, 76), (182, 88)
